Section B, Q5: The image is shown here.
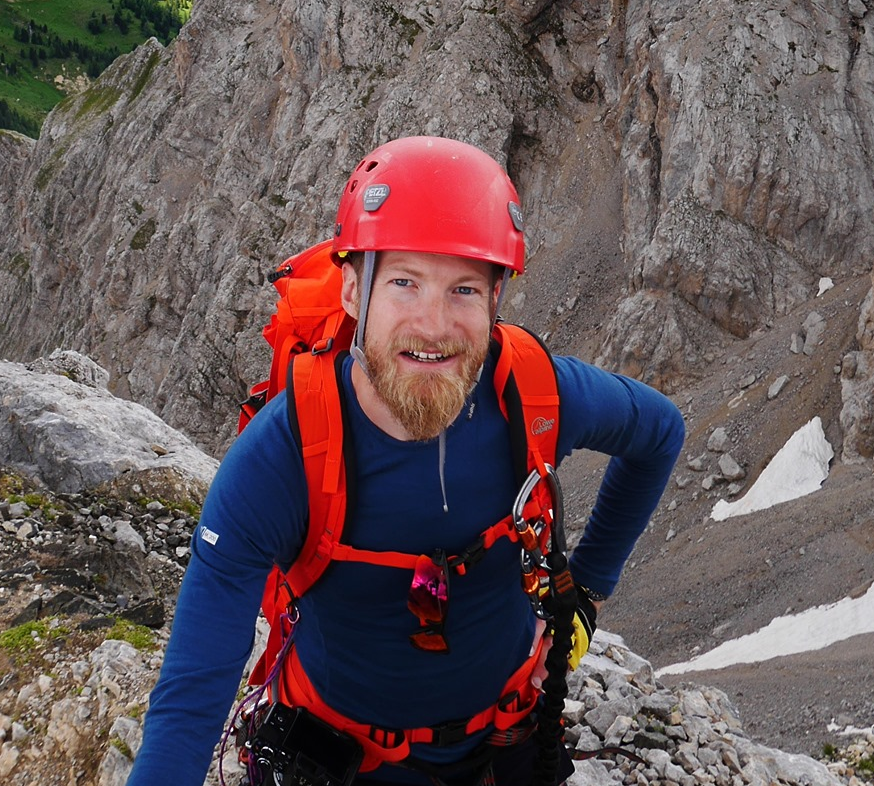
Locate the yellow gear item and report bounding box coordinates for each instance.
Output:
[537,586,594,670]
[568,609,591,670]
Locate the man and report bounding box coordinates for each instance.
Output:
[126,136,684,786]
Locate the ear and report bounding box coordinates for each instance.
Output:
[490,272,504,319]
[340,262,359,319]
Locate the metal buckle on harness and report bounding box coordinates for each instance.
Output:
[429,718,470,747]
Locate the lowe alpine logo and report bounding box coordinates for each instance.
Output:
[363,184,390,212]
[531,416,555,436]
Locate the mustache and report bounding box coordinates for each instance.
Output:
[386,336,473,358]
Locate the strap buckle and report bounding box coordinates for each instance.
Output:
[239,389,267,414]
[311,337,334,355]
[448,537,487,575]
[267,262,294,283]
[429,718,470,747]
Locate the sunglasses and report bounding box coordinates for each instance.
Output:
[407,549,450,653]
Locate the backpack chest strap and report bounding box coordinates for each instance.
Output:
[326,520,515,572]
[318,495,550,575]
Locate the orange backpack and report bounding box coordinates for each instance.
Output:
[239,241,562,686]
[238,240,356,432]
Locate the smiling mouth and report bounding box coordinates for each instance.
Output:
[402,350,453,363]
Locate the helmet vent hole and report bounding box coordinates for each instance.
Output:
[365,161,379,172]
[349,179,358,193]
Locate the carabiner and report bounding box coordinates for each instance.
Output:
[511,464,567,556]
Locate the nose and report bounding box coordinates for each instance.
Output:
[413,290,452,340]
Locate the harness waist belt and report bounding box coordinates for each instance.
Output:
[278,638,544,772]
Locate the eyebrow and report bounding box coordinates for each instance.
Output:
[381,262,489,285]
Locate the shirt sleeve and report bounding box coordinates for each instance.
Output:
[126,392,308,786]
[553,356,685,597]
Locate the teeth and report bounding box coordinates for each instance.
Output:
[408,350,446,362]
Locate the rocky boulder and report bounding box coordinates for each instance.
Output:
[0,354,218,504]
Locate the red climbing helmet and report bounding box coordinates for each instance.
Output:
[332,136,525,273]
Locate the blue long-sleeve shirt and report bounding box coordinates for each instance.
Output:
[126,352,684,786]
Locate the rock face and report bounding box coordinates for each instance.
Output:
[598,1,874,439]
[1,5,873,778]
[840,269,874,462]
[0,355,218,503]
[0,0,871,458]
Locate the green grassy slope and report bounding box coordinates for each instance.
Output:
[0,0,190,137]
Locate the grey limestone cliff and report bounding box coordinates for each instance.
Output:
[1,0,873,461]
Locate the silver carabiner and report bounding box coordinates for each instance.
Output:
[511,464,567,556]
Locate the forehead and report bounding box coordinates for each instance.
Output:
[378,250,495,282]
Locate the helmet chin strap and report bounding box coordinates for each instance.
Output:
[492,267,512,329]
[350,250,377,378]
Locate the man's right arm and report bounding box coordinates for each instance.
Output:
[126,393,308,786]
[126,542,268,785]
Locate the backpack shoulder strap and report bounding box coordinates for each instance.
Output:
[249,350,351,688]
[491,322,561,481]
[284,349,353,598]
[259,324,558,603]
[278,324,558,594]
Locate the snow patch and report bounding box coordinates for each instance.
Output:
[711,417,833,521]
[817,277,834,296]
[657,581,874,676]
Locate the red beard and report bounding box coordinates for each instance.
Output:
[365,334,490,441]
